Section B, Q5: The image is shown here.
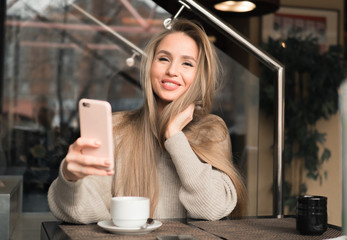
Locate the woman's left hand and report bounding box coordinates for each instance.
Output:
[165,103,195,139]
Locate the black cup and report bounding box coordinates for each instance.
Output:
[296,195,327,235]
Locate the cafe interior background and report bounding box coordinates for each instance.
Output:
[1,0,347,239]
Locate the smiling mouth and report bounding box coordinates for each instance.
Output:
[163,82,179,87]
[161,80,181,90]
[162,80,181,86]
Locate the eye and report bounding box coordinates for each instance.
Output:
[183,62,194,67]
[158,57,169,62]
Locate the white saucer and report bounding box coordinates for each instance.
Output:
[97,220,162,235]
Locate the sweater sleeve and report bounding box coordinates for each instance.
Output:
[164,131,237,220]
[47,160,113,224]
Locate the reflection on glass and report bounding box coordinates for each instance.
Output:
[2,0,262,214]
[3,0,169,211]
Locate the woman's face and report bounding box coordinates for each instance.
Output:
[150,32,198,106]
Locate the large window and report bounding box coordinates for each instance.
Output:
[2,0,261,214]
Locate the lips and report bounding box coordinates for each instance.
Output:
[161,79,181,90]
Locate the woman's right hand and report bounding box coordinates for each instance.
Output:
[63,137,114,182]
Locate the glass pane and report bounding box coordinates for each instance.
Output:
[3,0,170,212]
[2,0,264,214]
[213,50,261,216]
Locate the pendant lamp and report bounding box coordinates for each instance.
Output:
[200,0,280,17]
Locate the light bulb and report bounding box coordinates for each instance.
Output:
[126,57,135,67]
[163,18,172,30]
[214,1,256,12]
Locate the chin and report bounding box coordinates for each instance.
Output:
[160,96,179,102]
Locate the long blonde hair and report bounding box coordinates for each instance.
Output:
[112,19,247,217]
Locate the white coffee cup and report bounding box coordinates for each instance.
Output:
[110,196,150,228]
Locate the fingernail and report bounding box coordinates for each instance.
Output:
[107,170,114,175]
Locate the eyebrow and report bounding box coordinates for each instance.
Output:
[156,50,197,63]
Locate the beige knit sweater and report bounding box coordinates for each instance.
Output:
[48,131,237,224]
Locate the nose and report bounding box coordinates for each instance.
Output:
[166,62,178,77]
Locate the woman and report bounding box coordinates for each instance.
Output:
[48,18,247,224]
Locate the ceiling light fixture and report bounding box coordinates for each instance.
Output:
[197,0,280,17]
[126,51,140,67]
[163,0,190,29]
[214,1,256,13]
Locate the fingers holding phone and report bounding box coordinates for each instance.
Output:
[63,137,114,182]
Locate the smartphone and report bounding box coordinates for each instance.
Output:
[78,98,114,170]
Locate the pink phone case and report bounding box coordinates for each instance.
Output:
[79,98,114,170]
